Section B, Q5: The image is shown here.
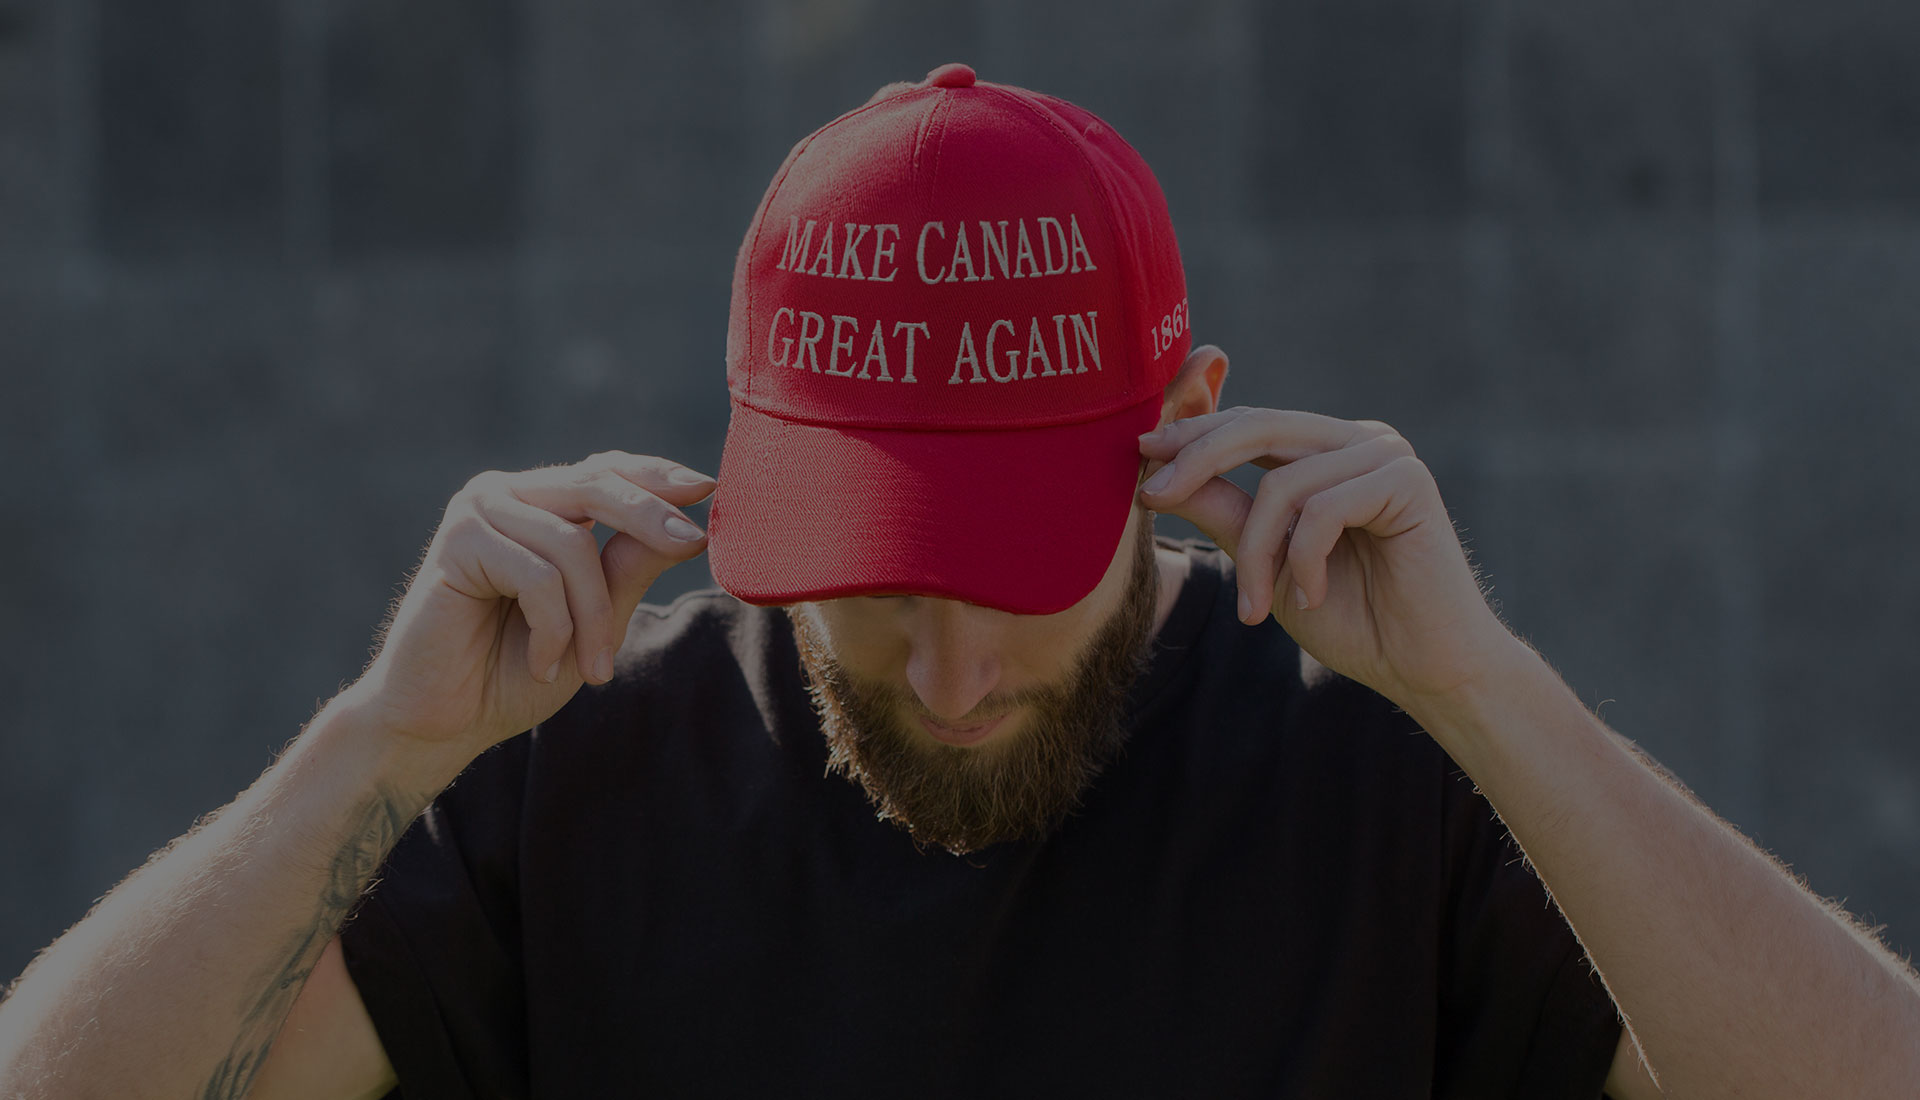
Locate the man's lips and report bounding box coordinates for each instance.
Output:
[917,711,1012,747]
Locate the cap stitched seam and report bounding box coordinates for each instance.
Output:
[994,88,1151,391]
[911,84,945,174]
[926,83,954,199]
[743,86,947,402]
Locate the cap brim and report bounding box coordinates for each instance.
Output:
[706,396,1160,615]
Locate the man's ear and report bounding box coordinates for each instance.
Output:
[1157,344,1229,429]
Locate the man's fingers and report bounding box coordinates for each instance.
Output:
[478,495,621,682]
[601,530,675,627]
[601,454,719,508]
[1137,408,1369,505]
[510,452,718,519]
[1136,407,1251,454]
[458,523,575,683]
[1142,475,1253,559]
[515,469,710,558]
[1138,407,1358,460]
[1285,457,1428,609]
[464,454,715,684]
[1234,434,1417,623]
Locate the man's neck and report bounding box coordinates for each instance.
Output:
[1151,544,1190,639]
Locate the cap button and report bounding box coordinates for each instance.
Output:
[926,62,976,89]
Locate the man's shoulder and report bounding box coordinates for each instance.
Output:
[1159,534,1357,694]
[1156,535,1428,760]
[533,587,796,761]
[596,586,799,727]
[619,586,778,667]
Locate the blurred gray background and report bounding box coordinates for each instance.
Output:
[3,0,1918,986]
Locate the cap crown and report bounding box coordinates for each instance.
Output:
[726,69,1191,432]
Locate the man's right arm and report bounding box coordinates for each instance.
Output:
[0,695,458,1100]
[0,451,717,1099]
[249,936,397,1100]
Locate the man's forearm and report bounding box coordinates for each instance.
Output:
[1404,640,1920,1097]
[0,693,467,1099]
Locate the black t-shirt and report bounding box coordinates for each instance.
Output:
[340,537,1622,1099]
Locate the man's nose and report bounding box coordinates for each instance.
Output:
[900,603,1006,722]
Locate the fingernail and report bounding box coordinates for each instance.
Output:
[542,659,561,684]
[1141,464,1174,494]
[1237,590,1253,623]
[664,515,704,540]
[1294,585,1309,610]
[595,647,615,682]
[667,468,713,486]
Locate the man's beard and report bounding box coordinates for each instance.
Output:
[786,517,1160,855]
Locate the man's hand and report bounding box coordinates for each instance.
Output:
[0,452,716,1100]
[1137,409,1517,710]
[346,450,716,753]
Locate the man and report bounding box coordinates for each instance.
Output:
[2,64,1916,1099]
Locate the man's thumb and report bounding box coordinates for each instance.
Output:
[1152,476,1253,559]
[601,531,692,626]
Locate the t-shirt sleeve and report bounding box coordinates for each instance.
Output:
[337,734,533,1100]
[1431,753,1624,1099]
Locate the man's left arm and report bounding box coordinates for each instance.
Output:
[1410,633,1920,1097]
[1138,387,1920,1097]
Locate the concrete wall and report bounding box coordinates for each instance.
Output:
[4,0,1918,986]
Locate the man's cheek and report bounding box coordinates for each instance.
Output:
[842,648,907,695]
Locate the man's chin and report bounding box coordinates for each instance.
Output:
[790,513,1159,853]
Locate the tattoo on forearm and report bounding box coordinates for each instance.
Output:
[199,789,415,1100]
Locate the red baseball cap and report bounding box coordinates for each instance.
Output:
[707,62,1191,615]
